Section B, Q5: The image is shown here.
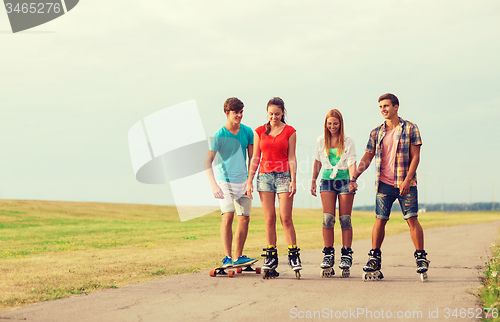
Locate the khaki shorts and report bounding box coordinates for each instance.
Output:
[217,181,251,216]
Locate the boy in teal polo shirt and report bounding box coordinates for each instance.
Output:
[204,97,257,268]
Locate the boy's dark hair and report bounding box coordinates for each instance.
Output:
[378,93,399,106]
[224,97,244,113]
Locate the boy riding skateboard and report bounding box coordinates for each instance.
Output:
[205,97,257,269]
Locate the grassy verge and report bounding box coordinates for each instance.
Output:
[478,240,500,321]
[1,199,500,311]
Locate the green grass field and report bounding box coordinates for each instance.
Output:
[1,199,500,311]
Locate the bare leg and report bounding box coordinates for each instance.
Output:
[259,192,277,246]
[233,215,250,259]
[277,192,296,245]
[320,191,337,247]
[221,212,234,258]
[338,193,354,248]
[372,218,388,249]
[407,217,424,250]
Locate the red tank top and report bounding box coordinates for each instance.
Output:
[256,124,296,173]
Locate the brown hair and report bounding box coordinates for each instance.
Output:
[223,97,244,113]
[265,97,286,136]
[378,93,399,107]
[324,109,345,157]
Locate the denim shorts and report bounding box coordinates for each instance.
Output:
[257,171,291,193]
[319,179,353,195]
[376,181,418,220]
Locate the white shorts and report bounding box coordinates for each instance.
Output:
[217,181,251,216]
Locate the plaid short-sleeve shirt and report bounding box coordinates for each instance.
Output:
[365,117,422,191]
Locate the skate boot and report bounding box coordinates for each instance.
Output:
[339,247,353,278]
[320,247,335,278]
[288,246,302,279]
[362,248,384,281]
[261,246,279,279]
[414,250,430,282]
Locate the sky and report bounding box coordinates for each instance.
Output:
[0,0,499,214]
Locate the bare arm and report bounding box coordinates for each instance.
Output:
[246,132,261,200]
[399,145,420,196]
[311,160,322,197]
[204,150,223,199]
[287,132,297,197]
[349,151,374,192]
[247,144,254,173]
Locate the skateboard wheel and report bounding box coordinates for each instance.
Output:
[209,270,217,277]
[228,270,236,278]
[236,267,242,274]
[255,267,261,274]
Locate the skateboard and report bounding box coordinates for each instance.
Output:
[209,259,260,278]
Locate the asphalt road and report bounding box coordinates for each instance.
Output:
[1,221,499,322]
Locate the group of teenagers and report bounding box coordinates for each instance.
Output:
[204,93,430,279]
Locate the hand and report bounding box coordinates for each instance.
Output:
[288,181,297,197]
[211,184,224,199]
[349,181,358,193]
[311,183,317,197]
[246,181,254,200]
[399,180,411,196]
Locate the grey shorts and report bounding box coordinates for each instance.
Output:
[217,181,251,216]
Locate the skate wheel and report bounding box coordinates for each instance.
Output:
[420,272,428,283]
[295,271,301,280]
[209,270,217,277]
[341,269,350,278]
[236,267,242,274]
[228,270,236,278]
[362,272,369,281]
[255,267,261,274]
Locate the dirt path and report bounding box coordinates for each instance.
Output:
[1,222,498,321]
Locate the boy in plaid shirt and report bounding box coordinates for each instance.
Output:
[350,93,429,281]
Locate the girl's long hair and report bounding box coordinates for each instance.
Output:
[324,109,345,157]
[265,97,286,136]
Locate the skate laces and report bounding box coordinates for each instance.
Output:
[341,247,353,256]
[414,250,428,259]
[288,246,301,265]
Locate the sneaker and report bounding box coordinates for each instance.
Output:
[222,256,233,268]
[233,255,258,267]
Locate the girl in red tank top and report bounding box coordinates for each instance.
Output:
[246,97,302,278]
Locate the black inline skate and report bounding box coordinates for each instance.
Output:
[362,248,384,281]
[339,247,353,278]
[320,247,334,278]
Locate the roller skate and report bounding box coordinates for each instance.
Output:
[288,246,302,280]
[362,248,384,281]
[261,246,279,279]
[339,247,353,278]
[320,247,334,278]
[415,250,430,283]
